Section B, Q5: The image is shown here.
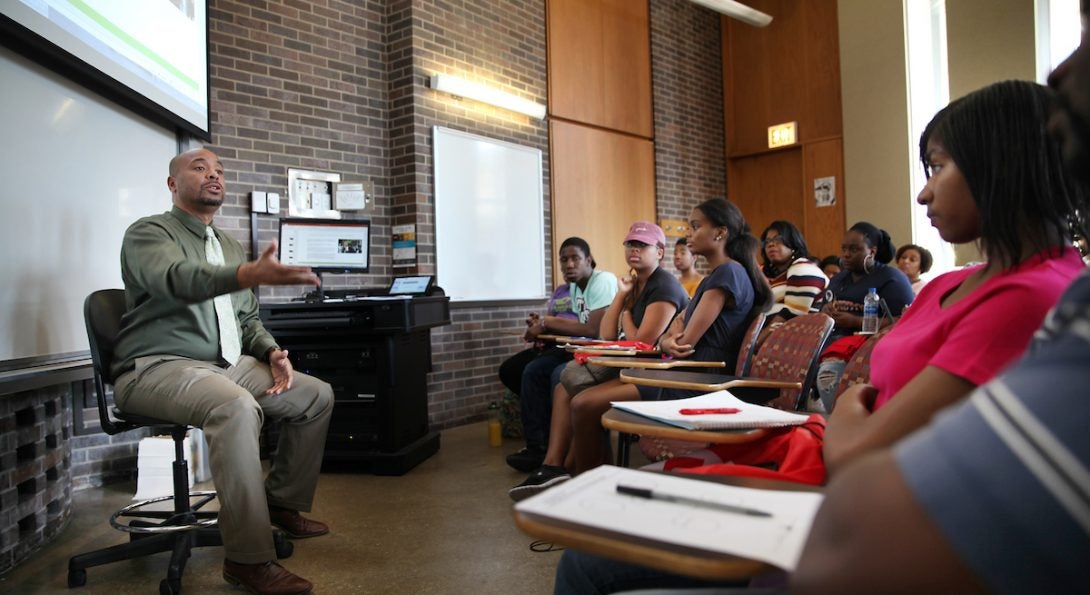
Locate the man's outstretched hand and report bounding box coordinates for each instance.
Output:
[265,348,294,396]
[237,242,321,288]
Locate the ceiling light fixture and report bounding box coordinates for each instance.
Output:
[690,0,773,27]
[429,74,547,120]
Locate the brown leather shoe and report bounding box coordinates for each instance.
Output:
[223,560,312,595]
[268,508,330,539]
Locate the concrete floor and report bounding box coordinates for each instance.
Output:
[0,422,563,594]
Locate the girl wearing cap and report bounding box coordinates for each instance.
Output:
[509,220,687,500]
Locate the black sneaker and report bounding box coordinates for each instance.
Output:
[505,446,546,472]
[509,465,570,502]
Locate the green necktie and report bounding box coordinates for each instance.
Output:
[205,227,242,366]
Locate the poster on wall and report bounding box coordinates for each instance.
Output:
[814,176,836,208]
[393,224,417,268]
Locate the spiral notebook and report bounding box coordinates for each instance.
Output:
[611,390,810,430]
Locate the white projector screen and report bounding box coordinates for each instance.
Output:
[1,0,210,139]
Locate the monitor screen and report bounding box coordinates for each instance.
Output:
[1,0,211,139]
[279,218,370,274]
[389,275,434,296]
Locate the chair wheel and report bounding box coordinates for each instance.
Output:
[274,533,294,559]
[159,578,181,594]
[68,568,87,587]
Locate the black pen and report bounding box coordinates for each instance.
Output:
[616,484,772,518]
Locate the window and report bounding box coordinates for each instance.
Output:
[904,0,953,276]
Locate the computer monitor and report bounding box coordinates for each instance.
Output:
[278,218,370,274]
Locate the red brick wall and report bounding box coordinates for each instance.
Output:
[394,0,551,426]
[207,0,392,299]
[651,0,727,275]
[206,0,550,428]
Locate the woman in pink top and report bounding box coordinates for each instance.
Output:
[825,80,1089,475]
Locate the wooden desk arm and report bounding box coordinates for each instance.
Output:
[513,511,769,581]
[587,356,727,370]
[619,369,800,392]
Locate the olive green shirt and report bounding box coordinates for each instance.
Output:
[111,207,278,378]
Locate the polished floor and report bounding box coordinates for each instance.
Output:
[1,422,572,594]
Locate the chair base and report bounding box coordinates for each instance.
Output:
[67,525,293,592]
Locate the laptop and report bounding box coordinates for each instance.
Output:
[388,275,435,296]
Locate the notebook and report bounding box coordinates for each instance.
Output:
[515,465,824,571]
[611,390,810,430]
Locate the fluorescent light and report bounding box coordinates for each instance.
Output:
[690,0,773,27]
[429,74,547,120]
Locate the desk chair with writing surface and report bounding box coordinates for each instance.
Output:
[67,290,291,594]
[608,314,833,464]
[585,312,767,374]
[590,312,767,466]
[831,326,890,405]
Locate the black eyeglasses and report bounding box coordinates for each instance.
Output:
[623,241,651,250]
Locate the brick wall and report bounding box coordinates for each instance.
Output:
[207,0,392,300]
[395,0,551,427]
[202,0,550,428]
[0,385,71,574]
[651,0,727,275]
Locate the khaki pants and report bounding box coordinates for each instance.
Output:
[114,355,334,564]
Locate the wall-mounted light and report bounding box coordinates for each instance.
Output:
[689,0,772,27]
[429,74,547,120]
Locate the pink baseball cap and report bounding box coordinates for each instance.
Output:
[623,221,666,247]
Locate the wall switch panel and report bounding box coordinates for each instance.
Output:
[267,192,280,215]
[250,191,267,213]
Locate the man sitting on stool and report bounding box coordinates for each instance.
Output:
[111,147,333,595]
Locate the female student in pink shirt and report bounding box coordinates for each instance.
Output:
[824,80,1089,474]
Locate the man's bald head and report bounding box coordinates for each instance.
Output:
[169,147,218,178]
[167,148,225,224]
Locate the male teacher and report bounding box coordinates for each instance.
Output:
[111,147,332,595]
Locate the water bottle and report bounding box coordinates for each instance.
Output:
[862,288,880,334]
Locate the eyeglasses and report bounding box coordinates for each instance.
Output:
[624,241,652,250]
[762,237,786,248]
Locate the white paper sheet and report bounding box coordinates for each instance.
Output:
[515,465,824,571]
[612,390,810,430]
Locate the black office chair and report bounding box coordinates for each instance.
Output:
[67,290,291,594]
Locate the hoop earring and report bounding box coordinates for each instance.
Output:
[863,253,875,274]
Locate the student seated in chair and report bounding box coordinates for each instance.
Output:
[501,237,617,472]
[823,79,1089,475]
[509,221,688,500]
[111,147,333,595]
[795,22,1090,593]
[673,237,704,297]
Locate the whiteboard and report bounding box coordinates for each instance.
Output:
[433,127,546,301]
[0,46,175,363]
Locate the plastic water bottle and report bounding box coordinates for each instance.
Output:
[862,288,880,334]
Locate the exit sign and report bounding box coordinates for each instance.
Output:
[768,122,797,148]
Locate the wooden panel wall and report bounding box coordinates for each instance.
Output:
[727,148,803,231]
[722,0,844,257]
[547,0,653,137]
[547,0,656,285]
[551,119,657,283]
